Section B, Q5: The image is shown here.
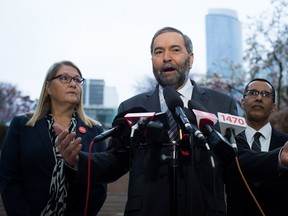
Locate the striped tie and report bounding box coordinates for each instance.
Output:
[166,109,179,142]
[252,132,262,152]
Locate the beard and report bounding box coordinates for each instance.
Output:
[153,57,190,89]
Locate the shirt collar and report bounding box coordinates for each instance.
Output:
[245,123,272,143]
[159,80,193,111]
[178,79,193,102]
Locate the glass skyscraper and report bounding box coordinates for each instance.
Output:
[206,8,243,77]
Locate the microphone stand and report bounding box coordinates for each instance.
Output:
[144,120,180,216]
[170,140,178,216]
[161,140,179,216]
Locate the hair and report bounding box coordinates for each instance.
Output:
[243,78,276,103]
[150,27,193,54]
[26,60,98,128]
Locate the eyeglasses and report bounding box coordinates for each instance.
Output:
[50,74,85,85]
[245,89,273,98]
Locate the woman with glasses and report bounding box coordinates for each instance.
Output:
[0,60,107,216]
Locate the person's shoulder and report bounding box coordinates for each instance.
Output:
[11,113,32,121]
[92,122,104,133]
[272,126,288,139]
[8,113,32,127]
[123,91,153,102]
[119,90,155,109]
[192,80,233,99]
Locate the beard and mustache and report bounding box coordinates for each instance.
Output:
[153,57,191,90]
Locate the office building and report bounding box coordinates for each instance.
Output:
[82,79,118,128]
[206,8,243,77]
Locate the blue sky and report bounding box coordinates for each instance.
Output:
[0,0,271,104]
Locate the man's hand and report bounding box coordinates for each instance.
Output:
[280,141,288,167]
[53,124,82,168]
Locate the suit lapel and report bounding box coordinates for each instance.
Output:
[236,131,250,149]
[190,80,209,107]
[34,118,55,165]
[143,87,162,112]
[269,128,287,150]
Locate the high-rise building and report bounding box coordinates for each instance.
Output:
[82,79,118,128]
[206,8,243,77]
[83,79,104,106]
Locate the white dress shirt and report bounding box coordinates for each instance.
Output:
[245,123,272,152]
[159,80,193,112]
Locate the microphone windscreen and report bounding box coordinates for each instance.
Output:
[112,118,131,138]
[188,100,208,112]
[163,86,183,112]
[199,119,214,131]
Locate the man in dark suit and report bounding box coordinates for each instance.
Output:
[115,26,241,216]
[56,29,288,216]
[99,26,238,216]
[225,78,288,216]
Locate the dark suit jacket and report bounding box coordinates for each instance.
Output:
[0,114,107,216]
[80,80,238,216]
[225,128,288,216]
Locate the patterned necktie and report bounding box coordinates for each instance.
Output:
[252,132,262,151]
[166,109,179,142]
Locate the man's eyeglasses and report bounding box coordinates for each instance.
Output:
[50,74,85,85]
[245,89,273,98]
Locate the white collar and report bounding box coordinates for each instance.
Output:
[159,79,193,111]
[245,123,272,143]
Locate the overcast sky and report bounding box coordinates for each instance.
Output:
[0,0,271,104]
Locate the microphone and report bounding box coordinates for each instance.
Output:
[188,100,217,135]
[163,86,193,134]
[183,107,215,167]
[188,100,236,157]
[145,111,170,144]
[217,112,247,155]
[183,107,210,149]
[124,112,156,137]
[217,112,247,135]
[92,118,130,143]
[145,121,164,144]
[92,107,147,143]
[124,112,157,127]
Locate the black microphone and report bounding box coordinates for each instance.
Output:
[92,107,147,143]
[224,128,238,156]
[92,118,130,143]
[163,86,193,134]
[145,121,164,144]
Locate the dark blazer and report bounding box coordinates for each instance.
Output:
[79,80,238,216]
[0,114,107,216]
[225,128,288,216]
